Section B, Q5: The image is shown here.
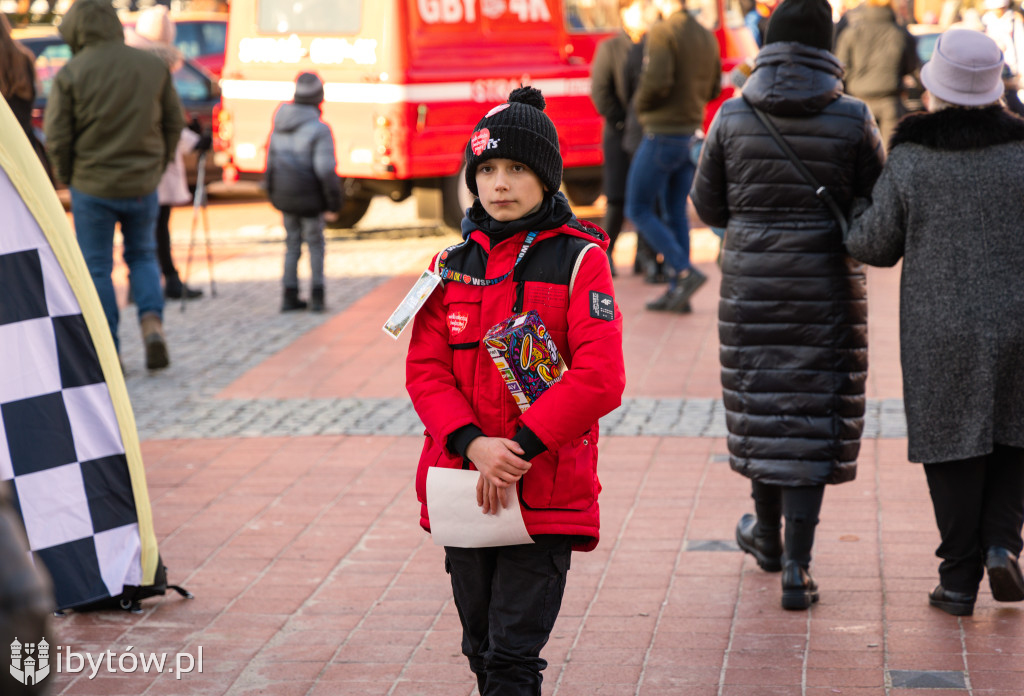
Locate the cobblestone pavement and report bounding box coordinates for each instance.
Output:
[119,213,908,442]
[47,204,1024,696]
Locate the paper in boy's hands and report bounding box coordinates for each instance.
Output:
[483,310,567,413]
[383,270,441,339]
[426,468,533,548]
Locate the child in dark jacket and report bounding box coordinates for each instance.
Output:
[265,72,342,312]
[405,86,626,695]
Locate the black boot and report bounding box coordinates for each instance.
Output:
[281,287,307,312]
[736,513,783,572]
[310,286,325,313]
[781,561,819,610]
[645,287,691,313]
[985,547,1024,602]
[929,585,975,616]
[165,273,203,300]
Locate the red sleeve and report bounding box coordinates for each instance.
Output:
[405,262,480,450]
[520,245,625,448]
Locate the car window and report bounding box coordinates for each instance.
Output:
[173,64,211,102]
[916,33,939,63]
[258,0,361,34]
[175,21,227,59]
[33,42,72,99]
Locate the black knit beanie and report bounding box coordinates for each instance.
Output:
[464,86,562,196]
[294,72,324,105]
[763,0,833,52]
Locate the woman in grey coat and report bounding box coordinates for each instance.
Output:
[691,0,884,610]
[846,28,1024,617]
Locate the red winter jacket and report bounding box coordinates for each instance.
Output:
[406,219,625,551]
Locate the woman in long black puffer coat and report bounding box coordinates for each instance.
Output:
[690,0,884,610]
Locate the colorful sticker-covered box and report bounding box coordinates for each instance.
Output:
[483,310,567,413]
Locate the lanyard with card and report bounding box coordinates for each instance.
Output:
[382,231,539,340]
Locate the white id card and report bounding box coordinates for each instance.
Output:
[382,270,442,340]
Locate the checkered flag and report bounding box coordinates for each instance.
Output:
[1,102,163,611]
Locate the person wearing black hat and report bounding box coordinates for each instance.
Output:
[406,87,625,694]
[691,0,885,610]
[265,71,343,312]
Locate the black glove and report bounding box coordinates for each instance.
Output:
[187,117,203,135]
[194,133,213,153]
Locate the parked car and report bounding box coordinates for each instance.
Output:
[121,11,227,77]
[13,25,221,189]
[902,24,943,112]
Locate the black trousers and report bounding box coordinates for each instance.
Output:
[155,204,179,283]
[924,444,1024,594]
[444,535,572,696]
[751,480,825,567]
[601,126,632,255]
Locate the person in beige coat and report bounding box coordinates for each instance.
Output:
[126,6,205,301]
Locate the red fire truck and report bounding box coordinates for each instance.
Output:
[215,0,755,228]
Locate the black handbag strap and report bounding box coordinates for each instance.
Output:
[743,97,849,236]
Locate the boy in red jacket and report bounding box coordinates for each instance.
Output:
[405,86,625,695]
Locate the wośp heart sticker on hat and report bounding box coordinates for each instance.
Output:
[471,129,490,156]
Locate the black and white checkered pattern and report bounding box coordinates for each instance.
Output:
[1,168,144,610]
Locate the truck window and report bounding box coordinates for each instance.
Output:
[564,0,620,32]
[258,0,362,34]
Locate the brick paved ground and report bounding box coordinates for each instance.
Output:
[43,207,1023,696]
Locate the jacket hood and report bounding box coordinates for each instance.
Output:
[848,4,897,26]
[461,192,609,251]
[59,0,124,53]
[742,42,844,117]
[273,102,322,133]
[890,105,1024,151]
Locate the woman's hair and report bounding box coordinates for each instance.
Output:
[0,14,35,102]
[927,92,1002,112]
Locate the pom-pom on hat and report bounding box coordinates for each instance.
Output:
[464,86,562,196]
[763,0,833,52]
[294,72,324,105]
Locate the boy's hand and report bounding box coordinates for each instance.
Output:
[477,475,507,515]
[324,211,339,223]
[465,437,532,514]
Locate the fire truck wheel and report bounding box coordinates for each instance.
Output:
[441,166,475,230]
[563,178,604,207]
[326,195,373,229]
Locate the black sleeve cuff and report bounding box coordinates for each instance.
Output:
[447,424,485,459]
[512,426,547,462]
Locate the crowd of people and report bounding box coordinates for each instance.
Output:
[2,1,341,372]
[588,0,1024,618]
[402,0,1024,688]
[3,0,1024,691]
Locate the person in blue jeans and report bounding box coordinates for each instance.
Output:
[627,0,721,313]
[44,0,183,369]
[69,191,165,356]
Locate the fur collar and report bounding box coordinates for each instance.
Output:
[890,105,1024,151]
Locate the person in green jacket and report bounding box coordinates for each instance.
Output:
[44,0,183,370]
[625,0,721,314]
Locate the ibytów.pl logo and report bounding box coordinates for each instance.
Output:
[10,637,50,686]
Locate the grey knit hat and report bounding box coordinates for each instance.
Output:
[921,29,1005,107]
[294,72,324,105]
[464,86,562,196]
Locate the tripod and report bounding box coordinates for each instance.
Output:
[180,150,217,312]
